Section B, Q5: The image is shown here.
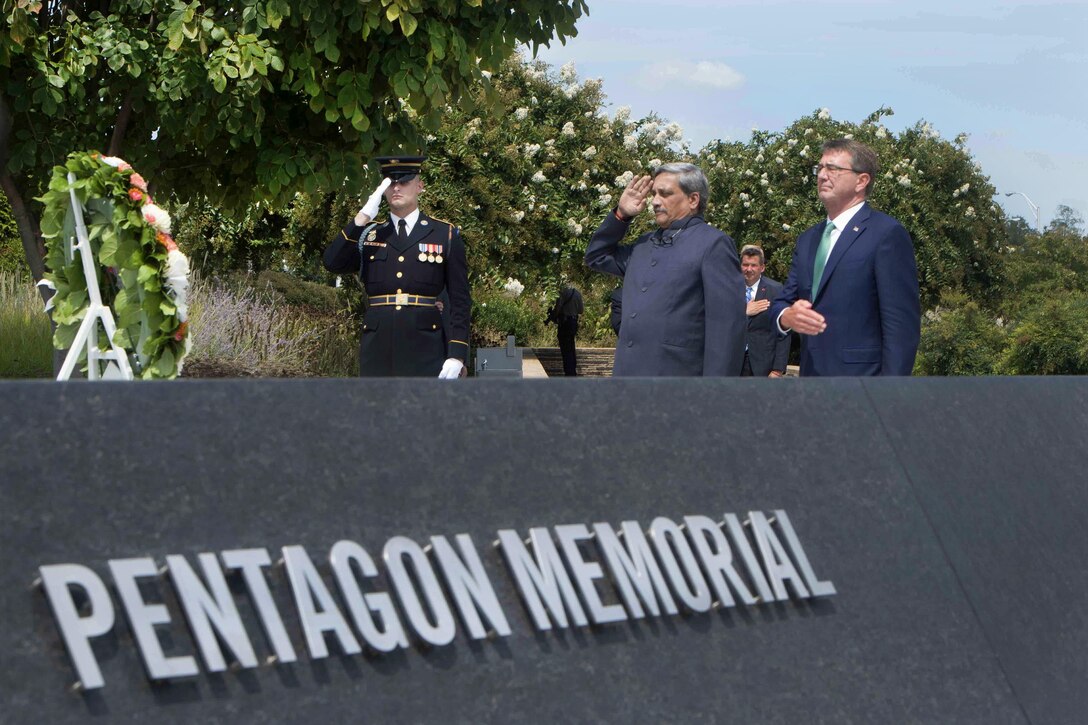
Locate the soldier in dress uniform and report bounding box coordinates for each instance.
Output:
[323,156,471,378]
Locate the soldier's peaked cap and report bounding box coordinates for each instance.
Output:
[372,155,426,182]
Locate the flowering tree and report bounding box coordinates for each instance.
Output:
[0,0,588,283]
[419,56,678,344]
[701,107,1007,309]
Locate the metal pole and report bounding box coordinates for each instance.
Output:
[1005,191,1040,232]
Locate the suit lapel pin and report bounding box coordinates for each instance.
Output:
[367,230,377,241]
[420,220,429,226]
[853,226,860,232]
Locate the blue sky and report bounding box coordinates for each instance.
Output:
[537,0,1087,228]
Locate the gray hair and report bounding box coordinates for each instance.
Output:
[652,162,710,215]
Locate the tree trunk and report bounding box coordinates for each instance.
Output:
[0,92,47,285]
[0,172,45,285]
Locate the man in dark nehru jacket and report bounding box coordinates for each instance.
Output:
[585,162,746,376]
[324,156,470,377]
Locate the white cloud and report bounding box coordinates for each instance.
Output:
[641,60,745,91]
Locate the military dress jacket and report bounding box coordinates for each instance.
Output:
[324,213,470,377]
[585,212,746,377]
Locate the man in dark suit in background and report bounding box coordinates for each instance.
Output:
[740,245,790,377]
[546,285,584,376]
[772,139,920,376]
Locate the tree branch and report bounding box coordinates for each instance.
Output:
[108,89,135,157]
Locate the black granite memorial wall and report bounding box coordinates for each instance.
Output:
[1,378,1084,724]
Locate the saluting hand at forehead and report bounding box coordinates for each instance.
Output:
[617,174,653,219]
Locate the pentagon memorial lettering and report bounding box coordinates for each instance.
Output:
[38,509,833,690]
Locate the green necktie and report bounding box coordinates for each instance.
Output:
[812,220,835,299]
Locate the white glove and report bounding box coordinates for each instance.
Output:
[355,177,392,224]
[438,358,464,379]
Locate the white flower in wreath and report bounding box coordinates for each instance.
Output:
[531,171,547,183]
[164,249,191,319]
[142,203,172,235]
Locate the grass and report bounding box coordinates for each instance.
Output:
[0,272,53,378]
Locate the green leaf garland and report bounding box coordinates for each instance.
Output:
[39,151,191,379]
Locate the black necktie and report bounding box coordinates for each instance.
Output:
[398,219,408,244]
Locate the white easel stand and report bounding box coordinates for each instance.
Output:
[56,172,135,381]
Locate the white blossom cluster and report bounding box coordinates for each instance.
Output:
[503,277,525,297]
[522,143,541,157]
[566,218,584,235]
[623,134,638,151]
[817,108,831,120]
[514,107,529,121]
[615,170,634,187]
[561,121,575,137]
[531,171,547,183]
[582,145,597,159]
[560,60,577,82]
[952,183,970,198]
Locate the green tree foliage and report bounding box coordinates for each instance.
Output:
[420,57,677,344]
[915,216,1088,375]
[0,193,22,276]
[1001,291,1088,375]
[915,291,1007,375]
[701,108,1006,309]
[0,0,588,279]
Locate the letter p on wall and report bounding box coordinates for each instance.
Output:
[39,564,116,690]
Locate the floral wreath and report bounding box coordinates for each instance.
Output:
[39,151,191,378]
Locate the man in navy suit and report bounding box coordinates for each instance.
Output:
[771,139,920,376]
[585,163,745,376]
[740,245,790,377]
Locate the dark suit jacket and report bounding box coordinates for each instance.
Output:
[586,213,745,376]
[771,203,920,376]
[324,213,470,376]
[745,276,790,376]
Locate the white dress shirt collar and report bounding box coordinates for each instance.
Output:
[390,208,421,236]
[829,201,865,233]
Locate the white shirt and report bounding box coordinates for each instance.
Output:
[746,277,761,302]
[390,208,421,237]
